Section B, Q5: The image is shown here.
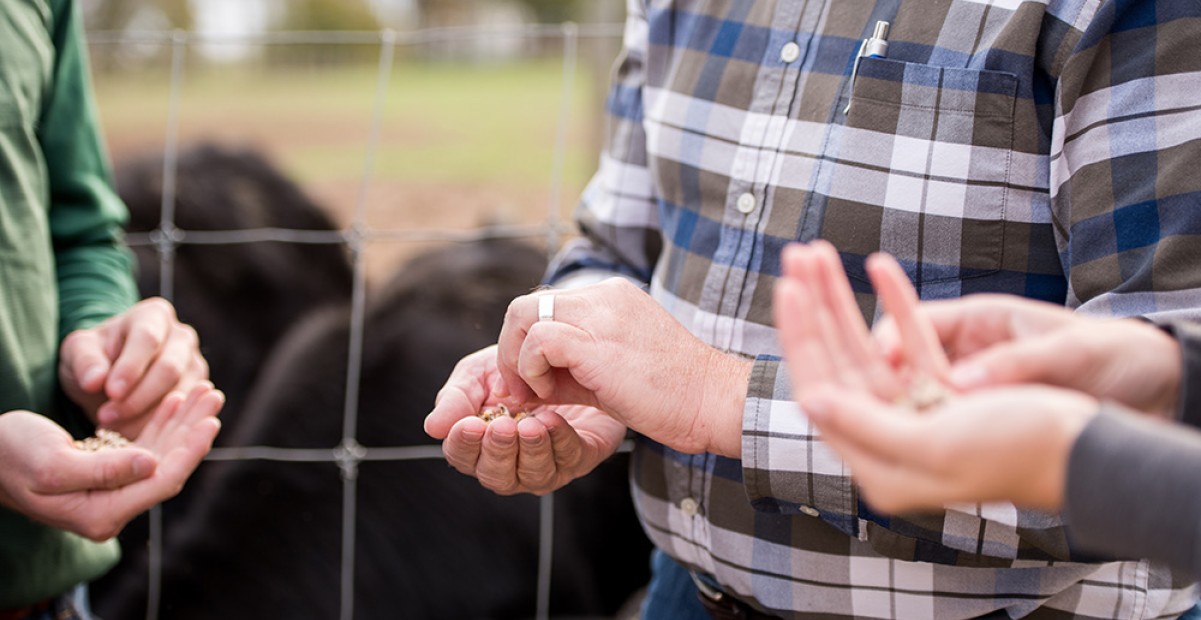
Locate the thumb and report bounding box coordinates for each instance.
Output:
[38,448,158,494]
[61,330,112,393]
[949,334,1066,391]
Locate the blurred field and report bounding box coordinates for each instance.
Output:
[91,51,611,281]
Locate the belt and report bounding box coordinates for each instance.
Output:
[0,598,52,620]
[689,570,782,620]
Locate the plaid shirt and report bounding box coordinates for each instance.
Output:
[548,0,1201,618]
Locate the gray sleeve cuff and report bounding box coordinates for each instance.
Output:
[1152,320,1201,429]
[1064,403,1201,577]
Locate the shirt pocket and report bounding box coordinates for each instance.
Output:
[821,57,1018,287]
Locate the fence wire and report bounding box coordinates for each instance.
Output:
[88,22,625,620]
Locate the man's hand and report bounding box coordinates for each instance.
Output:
[59,297,209,436]
[0,383,222,541]
[874,295,1182,417]
[494,278,750,457]
[425,346,627,495]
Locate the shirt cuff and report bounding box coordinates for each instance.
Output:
[1155,320,1201,429]
[741,356,859,537]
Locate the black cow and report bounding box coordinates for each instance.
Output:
[115,143,354,435]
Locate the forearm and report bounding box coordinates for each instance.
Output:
[1064,404,1201,577]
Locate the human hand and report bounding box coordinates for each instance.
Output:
[799,385,1096,512]
[59,297,209,436]
[494,278,750,456]
[874,295,1181,416]
[774,241,950,406]
[0,383,223,541]
[424,346,627,495]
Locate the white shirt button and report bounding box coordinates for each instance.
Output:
[680,497,699,517]
[799,505,820,518]
[780,41,801,63]
[736,192,756,214]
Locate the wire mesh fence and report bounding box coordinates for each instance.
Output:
[87,22,628,620]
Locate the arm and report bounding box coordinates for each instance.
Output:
[1050,0,1201,322]
[1065,405,1201,578]
[42,0,138,340]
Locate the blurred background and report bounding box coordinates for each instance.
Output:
[86,0,624,281]
[80,2,655,620]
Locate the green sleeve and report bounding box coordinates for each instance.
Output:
[40,0,138,341]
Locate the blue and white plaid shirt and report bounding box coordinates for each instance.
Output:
[548,0,1201,617]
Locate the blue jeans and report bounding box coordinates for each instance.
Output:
[640,549,712,620]
[1179,603,1201,620]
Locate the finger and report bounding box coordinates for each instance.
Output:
[866,253,950,381]
[496,293,547,404]
[949,333,1074,391]
[540,410,586,474]
[796,245,868,389]
[476,416,521,494]
[100,324,201,425]
[517,321,599,404]
[35,446,157,494]
[443,417,487,476]
[812,242,904,396]
[59,330,111,394]
[427,348,497,439]
[515,417,558,494]
[773,278,838,389]
[105,300,176,401]
[129,390,187,447]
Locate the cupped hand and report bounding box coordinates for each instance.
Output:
[799,384,1096,513]
[0,383,222,541]
[492,278,750,456]
[873,294,1181,416]
[59,297,209,436]
[425,346,627,495]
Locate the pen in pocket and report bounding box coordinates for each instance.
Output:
[844,20,891,114]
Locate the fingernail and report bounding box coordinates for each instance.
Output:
[461,427,484,442]
[109,379,128,398]
[131,454,154,478]
[491,431,516,447]
[98,405,119,425]
[81,367,105,388]
[950,364,987,389]
[520,432,545,447]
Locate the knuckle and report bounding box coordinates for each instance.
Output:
[144,297,178,318]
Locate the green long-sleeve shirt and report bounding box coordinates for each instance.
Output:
[0,0,138,607]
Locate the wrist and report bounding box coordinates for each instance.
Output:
[692,350,751,458]
[1028,392,1097,510]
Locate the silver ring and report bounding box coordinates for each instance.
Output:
[538,294,555,322]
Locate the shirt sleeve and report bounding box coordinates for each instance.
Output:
[1053,0,1201,321]
[1064,403,1201,578]
[545,0,662,290]
[41,0,138,342]
[1160,320,1201,429]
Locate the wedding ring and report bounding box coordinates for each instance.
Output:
[538,294,555,322]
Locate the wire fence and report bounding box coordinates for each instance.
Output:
[88,22,625,620]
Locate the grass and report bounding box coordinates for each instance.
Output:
[92,57,603,191]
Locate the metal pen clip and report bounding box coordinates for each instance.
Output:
[844,20,890,114]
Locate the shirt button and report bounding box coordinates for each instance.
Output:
[736,192,756,214]
[680,497,699,517]
[780,41,801,63]
[800,505,820,518]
